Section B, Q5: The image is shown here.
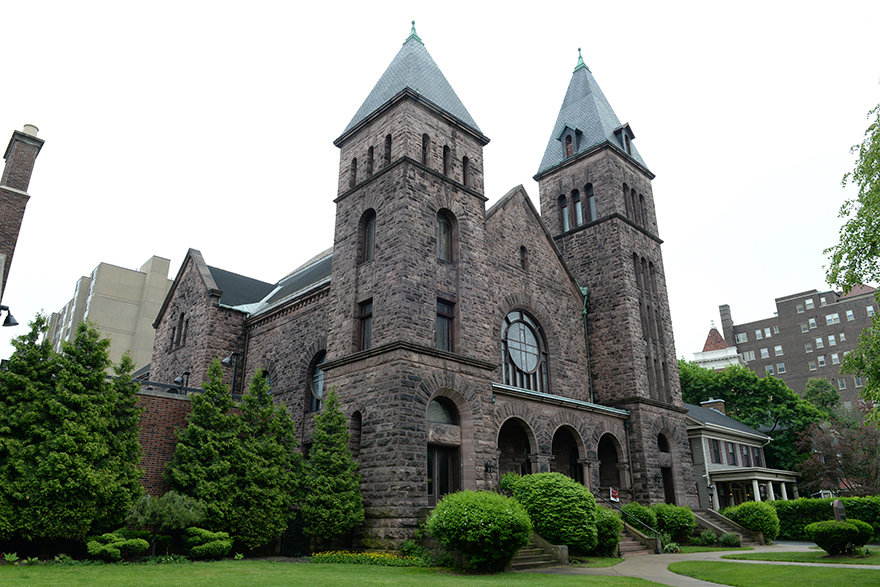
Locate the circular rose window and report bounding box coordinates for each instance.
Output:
[507,321,540,373]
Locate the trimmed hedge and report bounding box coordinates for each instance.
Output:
[508,473,598,552]
[184,527,233,560]
[720,501,780,541]
[86,532,150,561]
[591,507,623,557]
[620,502,657,533]
[849,519,874,548]
[651,503,696,543]
[805,521,859,555]
[427,490,532,572]
[770,497,880,541]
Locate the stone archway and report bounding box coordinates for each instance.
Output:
[597,433,622,489]
[551,425,584,483]
[498,418,536,476]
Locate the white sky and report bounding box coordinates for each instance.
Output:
[2,1,879,367]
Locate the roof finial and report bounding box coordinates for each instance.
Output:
[405,20,424,45]
[573,47,590,73]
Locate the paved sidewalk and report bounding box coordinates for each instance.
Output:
[523,542,880,587]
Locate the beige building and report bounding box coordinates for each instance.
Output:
[47,256,172,371]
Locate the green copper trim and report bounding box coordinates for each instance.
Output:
[405,20,424,45]
[573,47,590,73]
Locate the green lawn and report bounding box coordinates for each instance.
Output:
[669,561,880,587]
[721,549,880,565]
[0,561,666,587]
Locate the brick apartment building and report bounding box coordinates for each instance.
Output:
[719,285,877,406]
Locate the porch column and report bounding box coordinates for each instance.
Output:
[752,479,762,501]
[780,482,789,500]
[766,481,775,501]
[579,459,596,490]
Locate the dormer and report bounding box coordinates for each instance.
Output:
[556,124,582,159]
[613,123,636,157]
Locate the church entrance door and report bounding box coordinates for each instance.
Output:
[428,445,459,506]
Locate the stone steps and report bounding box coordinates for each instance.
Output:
[619,533,653,556]
[693,509,762,546]
[510,539,559,570]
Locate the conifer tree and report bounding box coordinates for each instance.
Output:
[302,387,363,544]
[166,359,239,531]
[228,370,303,548]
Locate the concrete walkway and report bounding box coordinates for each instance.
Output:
[524,542,880,587]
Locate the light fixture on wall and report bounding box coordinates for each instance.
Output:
[221,352,240,394]
[173,370,190,388]
[0,305,18,327]
[707,484,715,497]
[484,460,495,474]
[654,472,662,485]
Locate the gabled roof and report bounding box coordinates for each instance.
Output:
[339,22,481,137]
[702,327,728,352]
[684,402,769,441]
[207,265,274,308]
[251,248,333,314]
[536,50,648,175]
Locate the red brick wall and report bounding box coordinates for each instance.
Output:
[137,390,192,495]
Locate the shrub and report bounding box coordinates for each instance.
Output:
[591,507,623,556]
[651,503,696,542]
[848,519,874,548]
[183,527,233,560]
[770,497,880,541]
[507,473,597,552]
[662,540,681,553]
[721,501,780,541]
[499,471,520,494]
[85,532,150,562]
[427,490,531,572]
[620,502,657,533]
[805,520,859,556]
[691,529,718,546]
[719,533,741,547]
[311,550,426,567]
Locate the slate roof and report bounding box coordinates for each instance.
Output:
[207,266,275,308]
[340,23,481,136]
[537,53,648,175]
[260,248,333,308]
[683,402,769,439]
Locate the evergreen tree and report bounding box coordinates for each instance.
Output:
[0,318,144,541]
[166,359,238,531]
[302,388,363,544]
[228,370,303,549]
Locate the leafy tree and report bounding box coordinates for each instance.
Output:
[797,421,880,497]
[824,102,880,419]
[127,491,204,555]
[804,378,841,420]
[228,370,303,549]
[679,360,822,471]
[0,317,144,542]
[302,387,363,544]
[166,359,239,531]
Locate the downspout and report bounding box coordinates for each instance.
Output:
[579,283,594,404]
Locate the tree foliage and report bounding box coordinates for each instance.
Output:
[302,387,363,543]
[127,490,204,555]
[679,360,822,471]
[804,378,841,420]
[797,421,880,497]
[0,317,144,541]
[824,102,880,419]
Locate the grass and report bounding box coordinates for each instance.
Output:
[679,546,754,554]
[0,560,668,587]
[721,549,880,564]
[668,561,880,587]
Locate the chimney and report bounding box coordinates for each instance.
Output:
[2,124,44,192]
[719,304,734,348]
[700,398,725,414]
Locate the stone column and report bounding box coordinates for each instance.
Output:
[533,453,553,474]
[618,462,631,489]
[780,482,788,500]
[751,479,761,502]
[580,459,597,490]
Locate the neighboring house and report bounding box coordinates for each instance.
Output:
[719,287,876,406]
[46,256,173,371]
[686,399,798,510]
[144,25,696,547]
[0,125,43,309]
[692,323,745,371]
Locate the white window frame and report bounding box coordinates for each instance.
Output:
[816,337,824,349]
[809,360,817,371]
[760,348,769,359]
[809,318,817,329]
[838,379,847,390]
[840,333,846,342]
[797,303,804,313]
[800,323,809,333]
[846,310,854,321]
[818,355,827,367]
[774,345,783,356]
[755,329,763,340]
[773,325,779,334]
[805,299,815,310]
[805,343,813,353]
[742,350,755,362]
[777,363,786,373]
[765,365,774,375]
[735,332,748,344]
[828,335,837,346]
[831,353,840,365]
[764,327,772,338]
[869,305,876,318]
[855,377,863,388]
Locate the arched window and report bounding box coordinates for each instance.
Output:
[631,189,640,226]
[639,194,647,227]
[658,434,670,453]
[384,134,392,167]
[361,210,376,263]
[519,246,528,271]
[559,195,569,232]
[462,156,469,186]
[565,134,573,157]
[623,183,632,220]
[366,146,374,177]
[572,189,583,227]
[421,134,430,166]
[349,157,357,189]
[443,145,450,176]
[502,310,549,392]
[586,184,597,222]
[310,351,326,412]
[437,210,454,262]
[427,397,459,424]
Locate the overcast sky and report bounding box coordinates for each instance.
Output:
[2,1,878,371]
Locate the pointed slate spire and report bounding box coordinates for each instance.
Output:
[339,22,481,137]
[536,50,647,175]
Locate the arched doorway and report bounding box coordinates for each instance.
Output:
[551,426,583,483]
[427,397,460,506]
[597,433,621,489]
[498,419,533,476]
[658,433,676,504]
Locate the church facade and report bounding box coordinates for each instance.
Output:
[148,25,696,547]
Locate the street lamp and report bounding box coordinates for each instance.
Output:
[221,352,240,394]
[1,305,18,327]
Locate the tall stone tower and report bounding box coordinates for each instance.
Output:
[0,124,43,303]
[534,51,696,506]
[322,23,498,546]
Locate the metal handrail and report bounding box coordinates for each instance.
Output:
[595,491,662,554]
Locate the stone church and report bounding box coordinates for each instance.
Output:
[147,24,696,547]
